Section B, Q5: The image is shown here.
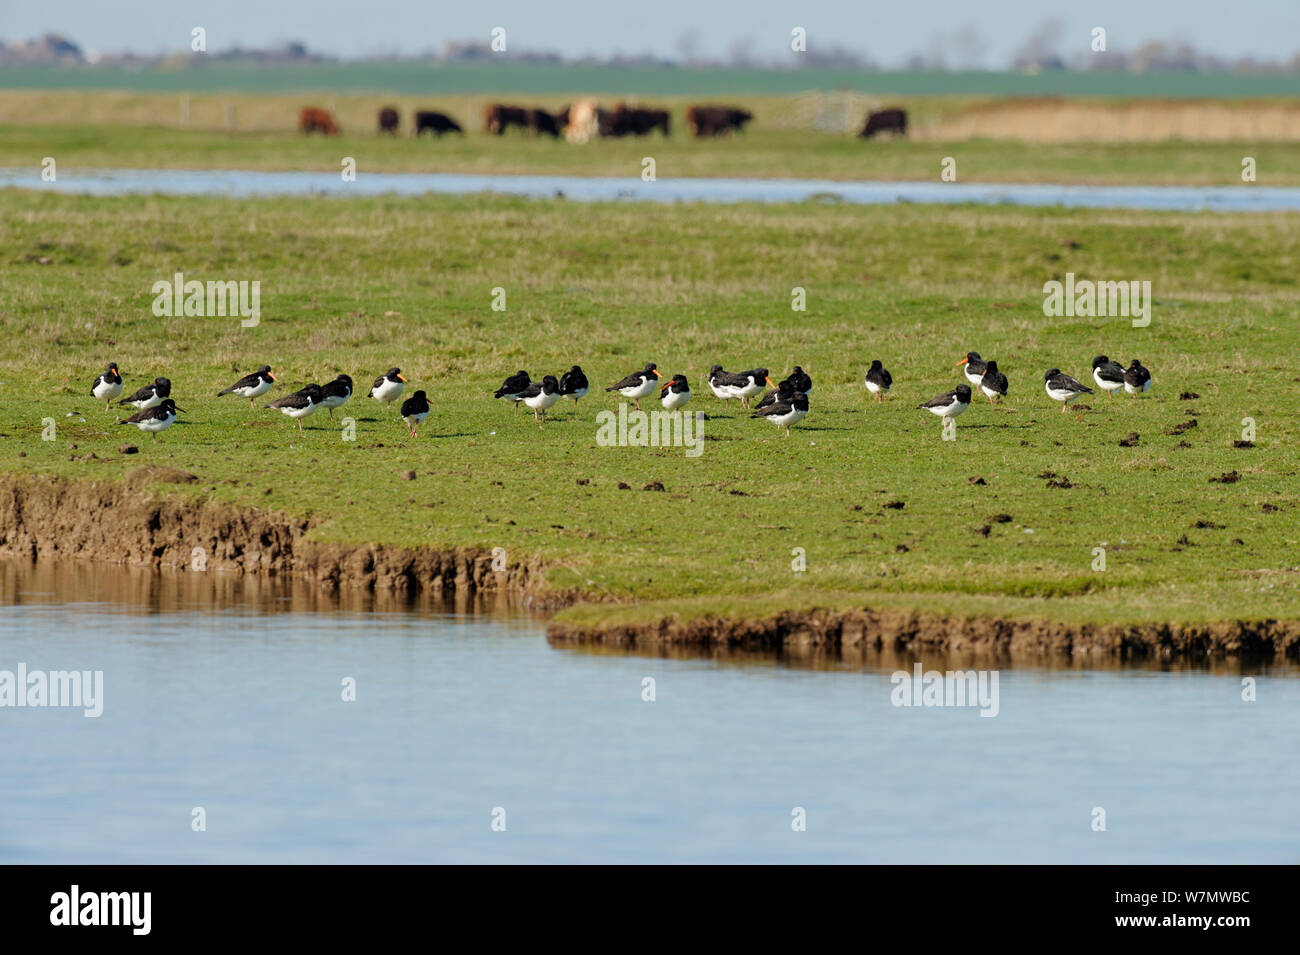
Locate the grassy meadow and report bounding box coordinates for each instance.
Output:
[4,90,1300,184]
[1,190,1297,629]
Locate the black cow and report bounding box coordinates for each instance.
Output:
[686,105,752,137]
[378,106,400,134]
[859,107,908,139]
[413,110,463,136]
[528,108,561,138]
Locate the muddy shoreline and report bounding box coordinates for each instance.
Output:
[3,473,1296,660]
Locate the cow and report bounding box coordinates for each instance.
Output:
[484,103,530,135]
[299,107,340,135]
[528,108,561,138]
[413,110,463,136]
[378,107,400,134]
[686,105,752,137]
[859,107,908,139]
[604,104,671,137]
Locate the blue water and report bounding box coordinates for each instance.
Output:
[1,567,1296,863]
[4,166,1299,212]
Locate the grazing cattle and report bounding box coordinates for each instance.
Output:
[686,105,753,137]
[299,107,340,135]
[378,106,400,134]
[413,110,463,136]
[528,108,561,138]
[604,104,670,137]
[859,107,908,139]
[484,103,530,135]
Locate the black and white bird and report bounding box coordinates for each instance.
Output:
[660,374,691,410]
[864,359,892,402]
[400,390,430,437]
[1044,369,1093,412]
[1124,359,1152,397]
[521,374,562,424]
[980,360,1008,403]
[751,391,809,437]
[119,398,183,441]
[494,370,531,413]
[919,384,972,419]
[119,376,171,410]
[1091,355,1126,396]
[266,383,325,431]
[755,378,794,412]
[319,374,353,417]
[558,365,589,409]
[90,362,123,412]
[707,365,748,406]
[606,363,661,410]
[368,367,406,404]
[788,366,813,396]
[217,365,276,408]
[957,352,988,386]
[729,368,772,409]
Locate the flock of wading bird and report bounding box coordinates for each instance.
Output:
[88,352,1154,443]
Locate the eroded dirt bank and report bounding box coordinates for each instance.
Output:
[3,473,1296,659]
[547,607,1300,661]
[0,471,551,604]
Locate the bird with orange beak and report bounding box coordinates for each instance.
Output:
[368,367,407,404]
[956,352,987,386]
[217,364,276,408]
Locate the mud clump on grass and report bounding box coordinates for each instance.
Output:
[1119,432,1140,447]
[1168,420,1198,435]
[1210,470,1241,484]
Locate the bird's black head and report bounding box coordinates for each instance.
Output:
[792,365,804,374]
[107,362,118,373]
[541,375,560,392]
[569,365,583,373]
[955,385,973,400]
[869,359,882,369]
[967,352,982,363]
[664,373,688,390]
[336,373,353,385]
[257,364,271,374]
[751,367,769,379]
[791,392,809,410]
[1044,368,1061,381]
[709,363,723,375]
[777,379,794,396]
[410,390,427,401]
[984,360,999,373]
[302,383,326,399]
[155,377,170,387]
[1091,355,1110,369]
[387,367,403,379]
[643,363,657,373]
[1129,359,1142,368]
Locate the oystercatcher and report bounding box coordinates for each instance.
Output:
[606,363,660,410]
[90,362,122,412]
[707,365,748,406]
[1091,355,1126,396]
[320,374,353,417]
[1124,360,1152,397]
[558,365,589,409]
[755,378,794,411]
[368,367,406,404]
[521,374,561,425]
[660,374,691,410]
[266,383,325,431]
[119,376,171,410]
[1044,369,1093,413]
[751,391,809,437]
[980,360,1008,403]
[957,352,987,386]
[919,384,971,419]
[400,390,430,437]
[730,368,773,409]
[217,365,276,408]
[789,366,813,396]
[494,370,531,413]
[119,398,183,441]
[864,360,892,402]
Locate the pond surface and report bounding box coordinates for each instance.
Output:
[1,560,1295,863]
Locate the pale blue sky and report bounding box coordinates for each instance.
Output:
[3,0,1296,65]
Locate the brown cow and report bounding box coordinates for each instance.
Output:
[413,110,463,136]
[484,103,530,135]
[859,107,908,138]
[299,107,340,135]
[378,106,400,134]
[686,105,752,137]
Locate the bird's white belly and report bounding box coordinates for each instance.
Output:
[621,379,658,400]
[662,390,691,410]
[373,380,403,401]
[93,380,122,400]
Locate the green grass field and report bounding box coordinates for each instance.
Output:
[6,122,1298,185]
[1,189,1297,630]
